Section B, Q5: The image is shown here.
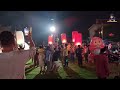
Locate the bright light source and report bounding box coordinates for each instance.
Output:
[62,39,67,43]
[48,42,53,45]
[75,42,81,46]
[51,19,54,21]
[50,26,56,32]
[72,39,75,42]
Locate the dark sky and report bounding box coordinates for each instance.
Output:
[0,11,120,45]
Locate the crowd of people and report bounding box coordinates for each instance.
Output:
[0,30,118,79]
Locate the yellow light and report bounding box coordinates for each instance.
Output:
[49,42,53,44]
[75,42,81,46]
[62,39,66,43]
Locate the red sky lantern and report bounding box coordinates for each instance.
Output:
[75,33,82,46]
[48,35,53,45]
[72,31,78,42]
[61,33,67,44]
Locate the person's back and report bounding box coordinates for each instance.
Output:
[0,49,35,79]
[76,47,82,57]
[0,30,35,79]
[53,50,59,61]
[94,48,109,79]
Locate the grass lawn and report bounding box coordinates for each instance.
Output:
[25,59,97,79]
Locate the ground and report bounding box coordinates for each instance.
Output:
[25,59,120,79]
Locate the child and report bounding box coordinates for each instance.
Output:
[38,46,45,74]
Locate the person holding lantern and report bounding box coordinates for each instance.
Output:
[0,30,36,79]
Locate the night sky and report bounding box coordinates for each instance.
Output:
[0,11,120,45]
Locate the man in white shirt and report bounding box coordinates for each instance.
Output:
[0,31,36,79]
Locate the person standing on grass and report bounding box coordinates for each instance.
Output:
[33,49,39,67]
[0,30,36,79]
[70,45,75,63]
[76,45,83,67]
[45,46,52,73]
[38,45,45,74]
[94,47,110,79]
[84,45,89,63]
[63,44,69,67]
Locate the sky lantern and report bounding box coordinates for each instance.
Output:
[72,31,78,42]
[15,31,25,46]
[61,33,67,44]
[75,33,82,46]
[48,35,53,45]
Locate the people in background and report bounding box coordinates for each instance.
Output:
[51,48,60,72]
[34,49,39,67]
[38,45,45,74]
[45,46,52,73]
[94,47,110,79]
[0,30,35,79]
[70,45,75,62]
[76,45,83,67]
[63,44,69,67]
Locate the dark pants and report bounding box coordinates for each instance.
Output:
[34,58,39,67]
[71,53,75,62]
[64,56,68,67]
[77,55,82,66]
[84,53,88,62]
[34,54,39,67]
[46,61,51,72]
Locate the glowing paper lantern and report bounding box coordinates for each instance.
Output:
[48,35,53,45]
[75,33,82,46]
[16,31,25,45]
[61,33,67,44]
[72,31,78,42]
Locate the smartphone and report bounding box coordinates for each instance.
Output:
[24,27,29,36]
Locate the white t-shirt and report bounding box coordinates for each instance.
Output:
[0,47,36,79]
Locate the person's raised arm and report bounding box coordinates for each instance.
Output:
[27,31,35,48]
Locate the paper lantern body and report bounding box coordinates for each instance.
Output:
[16,31,25,45]
[75,33,82,46]
[61,33,67,44]
[48,35,53,45]
[72,31,78,42]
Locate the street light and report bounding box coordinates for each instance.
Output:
[50,26,56,32]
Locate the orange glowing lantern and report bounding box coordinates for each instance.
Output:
[72,31,78,42]
[61,33,67,44]
[75,33,82,46]
[48,35,53,45]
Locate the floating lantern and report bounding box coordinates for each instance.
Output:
[72,31,78,42]
[61,33,67,44]
[48,35,53,45]
[75,33,82,46]
[16,31,25,46]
